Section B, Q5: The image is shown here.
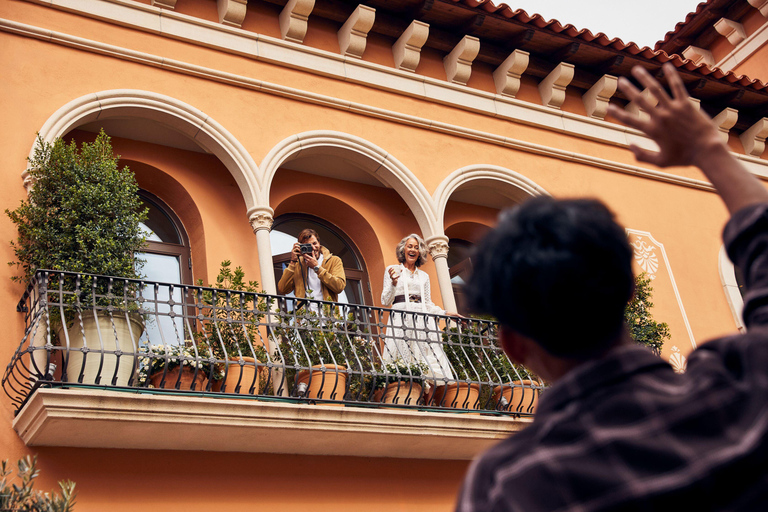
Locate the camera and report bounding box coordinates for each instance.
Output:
[299,243,313,254]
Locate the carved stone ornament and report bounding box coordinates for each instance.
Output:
[249,212,274,232]
[428,240,449,259]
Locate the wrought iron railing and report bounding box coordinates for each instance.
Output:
[2,271,544,415]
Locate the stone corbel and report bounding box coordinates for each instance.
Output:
[393,20,429,72]
[444,35,480,85]
[625,88,658,121]
[280,0,315,44]
[748,0,768,17]
[582,74,617,119]
[712,108,738,144]
[217,0,247,27]
[740,118,768,157]
[492,49,529,98]
[22,170,35,195]
[538,62,574,109]
[151,0,177,9]
[338,5,376,58]
[682,46,715,67]
[714,18,747,45]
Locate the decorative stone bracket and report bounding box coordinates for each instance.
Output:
[714,18,747,46]
[444,35,480,85]
[682,46,715,67]
[538,62,574,109]
[582,74,617,120]
[280,0,316,43]
[713,108,738,144]
[493,49,529,98]
[338,5,376,59]
[393,20,429,72]
[625,88,658,121]
[741,118,768,157]
[748,0,768,17]
[217,0,247,27]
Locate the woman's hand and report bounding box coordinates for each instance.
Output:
[388,266,400,285]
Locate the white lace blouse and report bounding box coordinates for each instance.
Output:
[381,264,444,315]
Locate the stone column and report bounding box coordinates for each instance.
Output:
[249,207,289,396]
[426,235,457,313]
[249,208,277,295]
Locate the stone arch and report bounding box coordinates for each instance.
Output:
[259,131,439,238]
[433,164,550,233]
[29,90,261,212]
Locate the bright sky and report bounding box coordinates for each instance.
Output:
[505,1,704,49]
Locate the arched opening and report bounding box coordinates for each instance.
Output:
[271,214,373,306]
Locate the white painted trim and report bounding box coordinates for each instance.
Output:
[14,388,529,459]
[28,88,262,211]
[2,18,736,196]
[626,229,697,350]
[433,165,550,227]
[258,130,439,237]
[719,245,746,332]
[715,17,768,71]
[10,0,704,152]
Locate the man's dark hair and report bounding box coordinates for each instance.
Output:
[466,197,634,358]
[298,228,319,244]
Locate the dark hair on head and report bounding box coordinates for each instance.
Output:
[298,228,319,244]
[465,197,634,359]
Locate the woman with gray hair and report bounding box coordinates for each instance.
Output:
[380,234,456,395]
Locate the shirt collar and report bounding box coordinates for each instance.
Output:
[536,344,669,416]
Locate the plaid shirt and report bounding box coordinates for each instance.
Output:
[457,203,768,512]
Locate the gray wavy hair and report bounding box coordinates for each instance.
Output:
[396,234,428,267]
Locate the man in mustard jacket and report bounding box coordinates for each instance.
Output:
[277,228,346,302]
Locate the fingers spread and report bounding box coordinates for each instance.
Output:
[662,62,689,101]
[607,104,650,132]
[632,66,672,107]
[629,145,664,167]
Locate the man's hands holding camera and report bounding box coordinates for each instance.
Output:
[291,242,319,268]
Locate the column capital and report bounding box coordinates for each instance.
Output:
[248,207,275,233]
[426,235,450,260]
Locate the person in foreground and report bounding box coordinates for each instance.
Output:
[277,228,346,302]
[456,62,768,512]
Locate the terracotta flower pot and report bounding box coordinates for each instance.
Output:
[296,364,347,401]
[492,379,539,414]
[382,380,423,405]
[217,357,264,394]
[150,366,208,390]
[432,382,481,409]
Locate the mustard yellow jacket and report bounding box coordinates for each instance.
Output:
[277,246,346,301]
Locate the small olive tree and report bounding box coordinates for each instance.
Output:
[625,272,670,354]
[0,455,76,512]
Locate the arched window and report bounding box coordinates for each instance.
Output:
[137,191,192,344]
[271,215,372,306]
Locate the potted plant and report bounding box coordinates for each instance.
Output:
[6,130,148,386]
[373,359,429,405]
[195,261,269,395]
[486,345,541,414]
[439,323,485,409]
[274,303,371,402]
[138,342,214,390]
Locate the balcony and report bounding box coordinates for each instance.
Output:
[3,271,542,459]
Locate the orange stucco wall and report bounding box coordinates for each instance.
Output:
[0,0,764,509]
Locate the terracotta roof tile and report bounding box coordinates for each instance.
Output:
[440,0,768,92]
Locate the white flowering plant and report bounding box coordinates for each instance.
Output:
[373,359,429,389]
[137,342,219,387]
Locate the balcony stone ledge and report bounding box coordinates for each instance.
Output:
[12,388,532,460]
